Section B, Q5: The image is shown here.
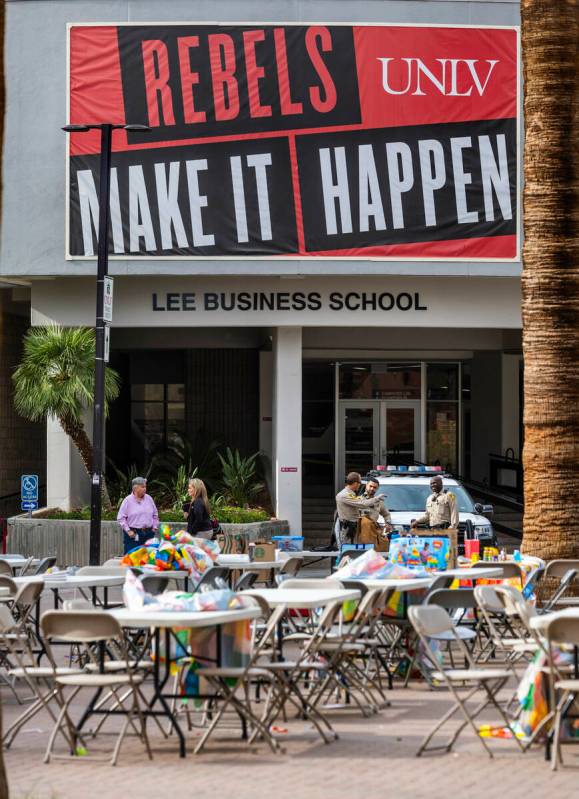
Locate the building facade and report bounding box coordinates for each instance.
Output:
[1,0,522,539]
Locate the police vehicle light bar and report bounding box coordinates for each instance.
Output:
[367,464,447,478]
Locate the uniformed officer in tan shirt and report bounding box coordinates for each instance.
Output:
[335,472,381,543]
[361,476,392,529]
[411,475,459,530]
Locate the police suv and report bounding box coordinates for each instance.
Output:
[363,466,496,545]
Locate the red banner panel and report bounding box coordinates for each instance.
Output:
[68,23,519,260]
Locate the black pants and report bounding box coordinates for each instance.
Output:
[123,528,154,554]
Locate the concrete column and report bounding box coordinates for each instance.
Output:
[273,327,302,533]
[259,350,273,496]
[46,414,91,510]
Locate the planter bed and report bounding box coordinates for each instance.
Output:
[6,514,289,566]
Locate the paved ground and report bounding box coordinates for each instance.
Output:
[3,676,578,799]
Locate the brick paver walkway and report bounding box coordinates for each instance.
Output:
[4,679,578,799]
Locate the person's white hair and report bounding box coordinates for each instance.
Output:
[132,477,147,488]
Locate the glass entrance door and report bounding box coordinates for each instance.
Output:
[381,401,421,467]
[340,403,380,479]
[338,400,421,484]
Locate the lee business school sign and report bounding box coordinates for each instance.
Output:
[67,23,519,261]
[31,277,522,328]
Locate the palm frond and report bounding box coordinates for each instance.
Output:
[12,325,120,423]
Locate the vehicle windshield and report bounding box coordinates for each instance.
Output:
[376,483,475,513]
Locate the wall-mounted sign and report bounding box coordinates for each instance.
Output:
[67,23,518,261]
[151,290,428,313]
[103,276,114,322]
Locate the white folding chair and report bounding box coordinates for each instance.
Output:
[408,604,524,757]
[40,610,152,766]
[194,603,288,754]
[2,603,84,749]
[546,615,579,771]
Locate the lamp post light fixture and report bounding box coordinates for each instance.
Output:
[62,122,151,565]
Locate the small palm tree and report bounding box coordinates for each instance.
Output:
[12,325,120,482]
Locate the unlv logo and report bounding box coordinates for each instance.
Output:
[378,58,499,96]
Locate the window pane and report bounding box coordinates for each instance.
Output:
[427,364,458,401]
[339,365,372,398]
[373,363,421,399]
[303,363,334,402]
[340,363,421,399]
[461,362,471,400]
[427,403,458,473]
[131,402,163,421]
[131,384,163,402]
[386,407,416,466]
[167,384,185,402]
[167,402,185,421]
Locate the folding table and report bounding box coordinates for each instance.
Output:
[106,606,261,757]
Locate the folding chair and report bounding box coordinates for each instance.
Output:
[193,567,229,592]
[15,557,34,577]
[139,574,168,596]
[420,589,479,673]
[379,575,453,686]
[2,604,85,749]
[234,571,258,591]
[194,603,288,754]
[32,556,57,576]
[0,583,44,704]
[40,611,152,766]
[474,584,529,667]
[471,560,525,588]
[307,588,392,714]
[0,561,13,578]
[541,567,579,612]
[408,604,523,757]
[275,557,302,584]
[250,600,344,743]
[546,615,579,770]
[0,576,18,604]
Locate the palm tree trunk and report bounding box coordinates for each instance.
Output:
[59,414,113,510]
[521,1,579,560]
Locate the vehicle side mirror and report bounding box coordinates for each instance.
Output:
[474,502,494,519]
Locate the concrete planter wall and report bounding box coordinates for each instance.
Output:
[6,517,289,566]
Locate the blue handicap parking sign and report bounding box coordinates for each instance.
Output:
[21,474,39,503]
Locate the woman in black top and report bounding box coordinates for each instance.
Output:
[183,478,213,538]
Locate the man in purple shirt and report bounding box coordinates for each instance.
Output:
[117,477,159,554]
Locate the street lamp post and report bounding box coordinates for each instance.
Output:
[62,123,150,565]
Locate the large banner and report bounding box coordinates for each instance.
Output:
[67,24,519,260]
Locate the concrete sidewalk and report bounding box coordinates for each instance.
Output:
[4,680,578,799]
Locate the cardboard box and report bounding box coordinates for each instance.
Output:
[253,541,277,583]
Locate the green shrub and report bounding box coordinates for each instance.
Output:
[215,506,269,524]
[43,505,268,525]
[158,511,188,523]
[44,507,118,521]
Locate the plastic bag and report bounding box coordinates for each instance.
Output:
[122,570,252,613]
